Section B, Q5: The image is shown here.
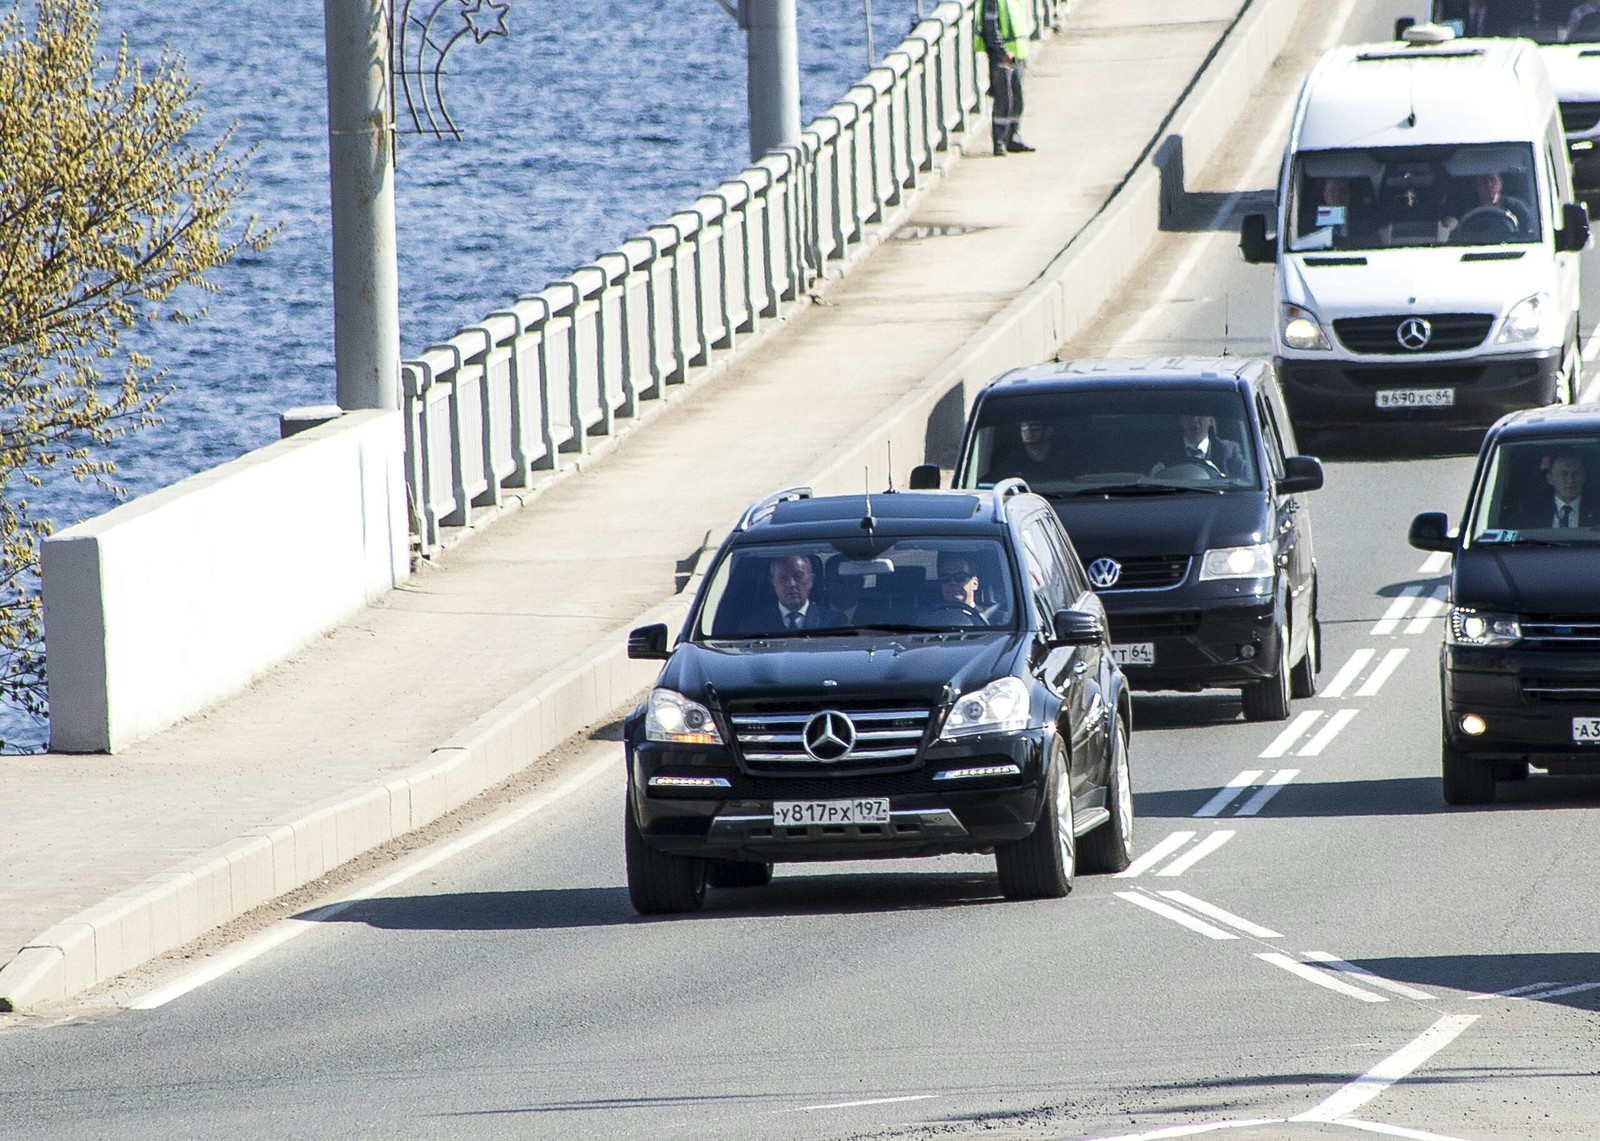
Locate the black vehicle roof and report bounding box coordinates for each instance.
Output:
[1485,403,1600,442]
[731,488,1033,544]
[975,356,1274,401]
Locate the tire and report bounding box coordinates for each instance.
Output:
[1555,337,1579,406]
[1290,591,1320,700]
[1441,734,1495,806]
[624,799,707,914]
[1078,716,1134,875]
[995,740,1076,899]
[1242,622,1292,722]
[706,859,773,888]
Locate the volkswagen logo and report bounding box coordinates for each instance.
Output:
[803,710,856,760]
[1396,316,1432,351]
[1086,557,1122,589]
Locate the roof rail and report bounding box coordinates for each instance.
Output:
[735,486,812,531]
[991,478,1030,520]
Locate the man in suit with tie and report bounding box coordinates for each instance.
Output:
[1509,450,1594,529]
[1151,413,1247,479]
[759,553,846,634]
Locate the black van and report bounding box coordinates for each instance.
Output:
[919,357,1325,721]
[1409,404,1600,804]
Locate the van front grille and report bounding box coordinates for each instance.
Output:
[1333,314,1494,355]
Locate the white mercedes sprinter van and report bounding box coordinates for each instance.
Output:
[1396,2,1600,204]
[1241,26,1590,435]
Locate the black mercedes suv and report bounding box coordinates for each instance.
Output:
[1410,404,1600,804]
[623,483,1134,914]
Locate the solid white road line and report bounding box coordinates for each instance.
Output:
[1516,980,1600,1001]
[1156,830,1236,876]
[1158,891,1282,938]
[1194,771,1263,817]
[1417,551,1451,575]
[1334,1119,1481,1140]
[1355,648,1409,698]
[1234,769,1298,816]
[1321,648,1376,699]
[1117,892,1238,940]
[796,1095,936,1112]
[1293,1015,1480,1122]
[1115,830,1196,878]
[1085,1118,1287,1140]
[130,751,618,1010]
[1257,953,1389,1002]
[1403,587,1449,635]
[1298,708,1359,757]
[1468,980,1559,1000]
[1302,952,1436,1000]
[1261,710,1322,758]
[1372,586,1423,635]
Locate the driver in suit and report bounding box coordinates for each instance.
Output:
[1505,450,1594,529]
[1151,413,1246,478]
[751,553,846,633]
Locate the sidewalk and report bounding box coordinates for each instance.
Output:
[0,0,1296,1012]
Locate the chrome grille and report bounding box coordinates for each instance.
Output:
[1333,314,1494,355]
[729,701,931,768]
[1087,554,1190,591]
[1520,618,1600,652]
[1521,677,1600,705]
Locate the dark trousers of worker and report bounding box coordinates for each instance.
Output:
[987,55,1024,151]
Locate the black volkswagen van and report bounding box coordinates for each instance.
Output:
[1410,404,1600,804]
[922,358,1325,721]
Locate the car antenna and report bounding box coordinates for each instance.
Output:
[861,466,876,534]
[885,440,897,493]
[1221,293,1231,356]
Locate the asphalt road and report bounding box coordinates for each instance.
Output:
[3,2,1598,1138]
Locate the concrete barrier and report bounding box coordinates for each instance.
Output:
[41,411,409,753]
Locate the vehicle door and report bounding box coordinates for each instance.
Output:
[1543,115,1583,339]
[1020,513,1106,795]
[1256,390,1316,649]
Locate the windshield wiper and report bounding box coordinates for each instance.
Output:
[1478,534,1593,547]
[1070,482,1225,496]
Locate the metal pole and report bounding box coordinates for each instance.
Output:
[743,0,801,161]
[864,0,875,67]
[323,0,401,410]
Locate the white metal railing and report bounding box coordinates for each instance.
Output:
[401,0,1058,553]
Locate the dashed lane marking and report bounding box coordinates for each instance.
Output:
[1371,586,1424,635]
[1417,550,1451,575]
[1321,648,1376,699]
[1159,891,1283,938]
[794,1096,937,1112]
[1402,587,1449,635]
[1194,771,1263,817]
[1297,708,1359,757]
[1115,831,1236,879]
[1156,830,1236,877]
[1292,1015,1480,1123]
[1260,710,1323,758]
[1116,891,1239,940]
[1354,649,1409,698]
[1258,952,1390,1003]
[1234,769,1299,817]
[1114,830,1195,878]
[1302,952,1436,1000]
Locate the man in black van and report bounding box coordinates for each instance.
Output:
[1508,450,1594,528]
[1151,412,1246,479]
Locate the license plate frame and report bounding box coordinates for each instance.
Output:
[1112,642,1156,668]
[1376,387,1455,409]
[1573,717,1600,745]
[773,798,891,827]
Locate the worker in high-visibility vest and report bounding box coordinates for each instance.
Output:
[980,0,1036,155]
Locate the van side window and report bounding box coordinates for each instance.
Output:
[1545,116,1572,205]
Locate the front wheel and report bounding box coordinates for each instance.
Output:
[995,739,1075,899]
[1441,734,1495,806]
[624,800,707,914]
[1078,716,1134,874]
[1242,623,1292,722]
[1290,590,1320,700]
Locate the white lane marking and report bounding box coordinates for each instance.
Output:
[1403,586,1449,635]
[1257,952,1389,1002]
[1372,586,1423,636]
[1158,891,1283,938]
[1335,1119,1481,1140]
[1302,952,1436,1000]
[1156,830,1235,877]
[1468,980,1559,1000]
[1261,710,1322,758]
[1515,979,1600,1001]
[130,752,618,1009]
[1234,769,1298,816]
[1115,830,1196,878]
[1293,1015,1479,1122]
[1117,891,1238,940]
[796,1095,936,1111]
[1321,648,1376,699]
[1297,708,1359,757]
[1194,770,1263,817]
[1081,1118,1287,1140]
[1354,648,1409,698]
[1417,551,1451,575]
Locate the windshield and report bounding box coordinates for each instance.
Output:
[1288,144,1542,252]
[1466,435,1600,544]
[694,538,1020,638]
[1428,0,1600,43]
[957,388,1262,496]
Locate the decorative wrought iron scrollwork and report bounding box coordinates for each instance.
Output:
[393,0,511,140]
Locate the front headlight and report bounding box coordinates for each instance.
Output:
[940,676,1032,739]
[645,688,723,745]
[1282,304,1331,351]
[1448,607,1521,647]
[1198,542,1275,581]
[1495,293,1550,345]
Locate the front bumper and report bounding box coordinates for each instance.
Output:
[1277,348,1560,431]
[1103,593,1281,691]
[629,730,1050,861]
[1442,645,1600,761]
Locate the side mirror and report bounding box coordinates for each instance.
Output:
[1277,455,1324,495]
[627,623,672,660]
[1394,16,1415,39]
[1408,511,1455,553]
[1557,202,1591,253]
[1240,213,1276,264]
[1052,608,1105,647]
[909,464,942,490]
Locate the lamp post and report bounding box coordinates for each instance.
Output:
[723,0,801,161]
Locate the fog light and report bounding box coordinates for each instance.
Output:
[1459,714,1487,736]
[1239,644,1257,660]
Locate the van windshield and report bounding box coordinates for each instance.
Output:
[1288,144,1542,252]
[1466,435,1600,545]
[1428,1,1600,44]
[957,388,1262,496]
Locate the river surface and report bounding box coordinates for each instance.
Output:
[7,0,939,749]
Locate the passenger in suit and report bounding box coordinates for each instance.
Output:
[748,553,846,633]
[1504,451,1595,529]
[1151,413,1247,479]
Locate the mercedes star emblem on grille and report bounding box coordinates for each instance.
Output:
[803,710,857,760]
[1086,557,1122,589]
[1396,316,1433,351]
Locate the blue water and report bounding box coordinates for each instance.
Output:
[6,0,937,749]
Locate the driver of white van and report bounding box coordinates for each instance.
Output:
[1442,171,1534,239]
